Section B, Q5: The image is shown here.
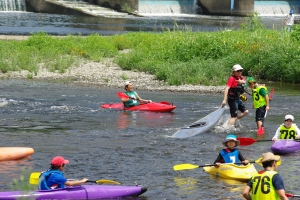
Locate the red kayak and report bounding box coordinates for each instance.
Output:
[101,102,176,112]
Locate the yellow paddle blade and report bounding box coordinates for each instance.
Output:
[29,172,40,185]
[254,156,281,166]
[95,180,120,185]
[173,164,199,171]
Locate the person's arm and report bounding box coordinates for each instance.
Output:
[214,153,223,166]
[135,92,151,103]
[272,127,281,141]
[238,151,249,165]
[242,179,252,200]
[294,124,300,138]
[222,86,230,106]
[273,174,288,200]
[65,178,88,186]
[260,88,270,110]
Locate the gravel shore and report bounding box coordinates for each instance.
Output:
[0,35,224,94]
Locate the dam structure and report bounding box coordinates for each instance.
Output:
[1,0,299,16]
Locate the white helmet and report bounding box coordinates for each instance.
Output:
[285,115,294,121]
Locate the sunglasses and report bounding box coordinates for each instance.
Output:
[236,70,243,72]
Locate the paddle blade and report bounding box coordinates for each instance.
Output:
[269,88,274,101]
[173,164,199,171]
[29,172,40,185]
[95,180,120,185]
[237,137,257,146]
[117,92,129,99]
[285,193,294,197]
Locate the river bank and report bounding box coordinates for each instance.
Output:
[0,35,224,94]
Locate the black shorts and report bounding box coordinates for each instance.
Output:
[228,98,247,118]
[256,106,266,122]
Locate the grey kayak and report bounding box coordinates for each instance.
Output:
[172,106,225,138]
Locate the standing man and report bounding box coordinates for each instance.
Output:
[242,152,288,200]
[246,77,269,134]
[222,64,249,125]
[284,9,294,32]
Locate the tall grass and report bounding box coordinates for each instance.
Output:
[0,14,299,86]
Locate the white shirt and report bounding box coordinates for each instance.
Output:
[285,14,294,26]
[272,123,300,139]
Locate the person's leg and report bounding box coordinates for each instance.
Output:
[228,99,238,125]
[237,99,249,120]
[256,107,266,129]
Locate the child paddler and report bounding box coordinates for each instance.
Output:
[214,134,249,166]
[39,156,88,190]
[121,81,152,108]
[246,77,270,134]
[272,114,300,141]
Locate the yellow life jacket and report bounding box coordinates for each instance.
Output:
[279,124,298,139]
[251,170,280,200]
[252,85,268,108]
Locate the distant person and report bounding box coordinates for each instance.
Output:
[39,156,88,190]
[272,114,300,141]
[242,152,287,200]
[284,9,294,32]
[246,77,269,134]
[214,134,249,166]
[121,81,152,108]
[222,64,249,125]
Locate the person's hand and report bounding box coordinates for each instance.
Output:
[266,106,270,110]
[242,160,249,165]
[221,100,226,107]
[296,135,300,139]
[148,100,152,103]
[81,178,88,183]
[215,162,221,167]
[272,137,277,142]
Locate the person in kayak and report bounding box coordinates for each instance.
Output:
[246,77,270,134]
[121,81,152,108]
[214,134,249,166]
[272,114,300,141]
[242,152,287,200]
[39,156,88,190]
[221,64,249,125]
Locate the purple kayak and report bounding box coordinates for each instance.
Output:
[271,139,300,154]
[0,185,147,200]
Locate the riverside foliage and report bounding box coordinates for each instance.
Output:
[0,14,299,86]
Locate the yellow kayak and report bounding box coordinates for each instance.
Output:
[203,163,257,181]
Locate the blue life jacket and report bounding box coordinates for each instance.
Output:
[220,148,239,163]
[38,169,63,190]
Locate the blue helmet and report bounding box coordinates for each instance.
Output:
[290,10,294,14]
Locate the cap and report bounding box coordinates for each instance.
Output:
[232,64,243,71]
[285,114,294,121]
[125,81,131,87]
[290,10,294,14]
[259,152,280,163]
[51,156,69,166]
[222,134,240,147]
[245,77,256,87]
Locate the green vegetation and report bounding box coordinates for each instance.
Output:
[10,168,37,200]
[0,14,299,86]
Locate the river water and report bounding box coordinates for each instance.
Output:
[0,11,289,35]
[0,79,300,199]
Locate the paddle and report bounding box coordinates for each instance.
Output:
[117,92,131,99]
[173,157,281,171]
[29,172,120,185]
[286,193,300,198]
[237,137,300,146]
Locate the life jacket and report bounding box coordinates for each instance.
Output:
[123,91,139,107]
[220,148,239,163]
[252,85,268,108]
[251,170,280,200]
[38,170,63,190]
[279,124,298,139]
[228,76,245,99]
